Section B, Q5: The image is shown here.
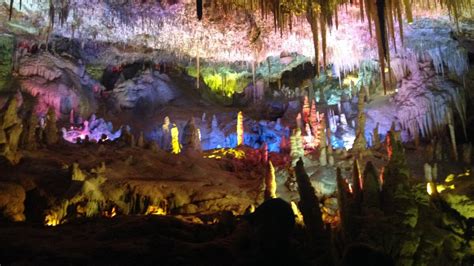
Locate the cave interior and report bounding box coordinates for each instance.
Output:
[0,0,473,265]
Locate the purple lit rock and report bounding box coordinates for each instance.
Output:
[18,52,98,118]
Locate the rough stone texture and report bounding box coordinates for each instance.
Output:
[18,52,98,117]
[0,33,13,90]
[0,98,23,164]
[0,182,25,221]
[112,70,177,109]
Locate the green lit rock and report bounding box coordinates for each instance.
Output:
[440,172,474,219]
[0,34,14,90]
[398,232,421,265]
[85,64,104,81]
[400,202,419,229]
[187,66,250,98]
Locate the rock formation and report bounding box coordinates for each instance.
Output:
[264,161,277,200]
[113,70,177,109]
[290,128,304,167]
[171,124,181,154]
[0,98,23,165]
[0,182,25,222]
[17,52,98,117]
[182,118,201,152]
[45,107,58,145]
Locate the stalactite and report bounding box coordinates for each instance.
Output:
[49,0,55,28]
[403,0,413,23]
[196,0,203,20]
[364,0,373,37]
[372,0,388,95]
[320,14,327,70]
[395,0,404,45]
[9,0,14,21]
[306,2,319,76]
[386,0,397,53]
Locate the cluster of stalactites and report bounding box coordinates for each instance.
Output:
[7,0,469,87]
[209,0,469,87]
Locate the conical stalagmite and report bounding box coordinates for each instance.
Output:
[294,159,326,242]
[319,146,327,166]
[336,167,354,241]
[352,159,362,197]
[462,143,472,165]
[260,142,268,164]
[161,116,171,150]
[424,163,433,182]
[362,161,381,209]
[0,98,23,165]
[171,124,181,154]
[352,91,369,157]
[137,131,145,148]
[372,123,381,149]
[182,118,201,152]
[45,107,58,145]
[264,160,277,200]
[25,113,38,150]
[71,162,86,182]
[296,112,303,130]
[290,128,304,167]
[150,141,160,152]
[236,111,244,146]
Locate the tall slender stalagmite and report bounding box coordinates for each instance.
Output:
[295,159,326,242]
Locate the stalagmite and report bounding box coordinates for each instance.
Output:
[129,134,136,148]
[150,141,159,152]
[319,146,327,166]
[435,139,442,161]
[336,167,355,240]
[291,201,304,226]
[352,92,368,156]
[462,143,472,165]
[69,109,75,124]
[161,116,171,150]
[264,161,277,200]
[290,128,304,167]
[372,123,381,149]
[137,131,145,148]
[0,98,23,165]
[261,142,268,164]
[362,161,381,209]
[424,163,432,182]
[71,163,86,182]
[45,107,58,145]
[432,163,438,182]
[296,112,303,130]
[319,117,327,149]
[328,152,334,166]
[237,111,244,146]
[171,123,181,154]
[302,96,310,123]
[352,159,362,203]
[182,118,201,152]
[294,159,326,242]
[25,113,38,150]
